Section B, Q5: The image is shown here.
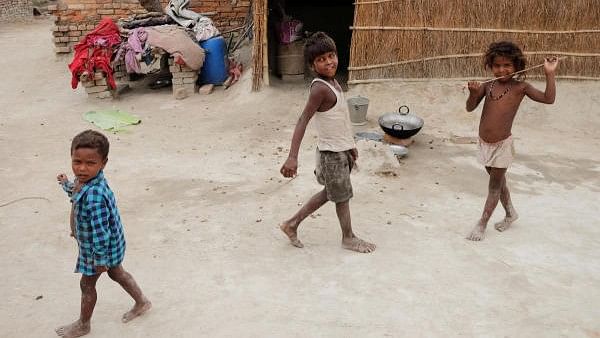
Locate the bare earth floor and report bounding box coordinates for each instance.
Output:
[1,19,599,338]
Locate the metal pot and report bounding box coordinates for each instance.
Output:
[378,105,424,139]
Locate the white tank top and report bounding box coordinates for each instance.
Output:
[311,78,355,152]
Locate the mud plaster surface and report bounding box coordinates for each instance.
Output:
[1,19,599,337]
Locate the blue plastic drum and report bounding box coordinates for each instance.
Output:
[199,36,228,85]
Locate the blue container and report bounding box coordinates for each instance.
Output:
[198,36,228,85]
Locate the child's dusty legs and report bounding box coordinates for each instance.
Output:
[107,265,152,323]
[55,274,101,337]
[494,178,518,231]
[336,200,376,253]
[280,189,328,248]
[467,168,506,241]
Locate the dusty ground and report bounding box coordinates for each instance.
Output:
[1,19,599,338]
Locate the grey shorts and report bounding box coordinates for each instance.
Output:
[315,149,354,203]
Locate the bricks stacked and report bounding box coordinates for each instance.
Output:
[50,22,97,54]
[48,0,146,54]
[80,72,113,99]
[50,0,251,55]
[0,0,33,21]
[112,60,128,83]
[169,57,198,97]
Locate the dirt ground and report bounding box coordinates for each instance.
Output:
[1,19,599,338]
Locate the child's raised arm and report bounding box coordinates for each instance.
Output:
[280,83,329,178]
[466,81,486,112]
[57,173,75,196]
[524,57,558,104]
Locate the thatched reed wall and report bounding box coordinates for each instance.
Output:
[349,0,600,83]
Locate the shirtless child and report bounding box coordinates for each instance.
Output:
[465,41,558,241]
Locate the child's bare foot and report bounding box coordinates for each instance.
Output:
[280,222,304,248]
[466,224,486,241]
[55,319,90,338]
[494,212,519,232]
[342,236,376,253]
[121,299,152,323]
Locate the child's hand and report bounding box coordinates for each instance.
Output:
[57,173,68,184]
[467,81,481,94]
[350,148,358,162]
[280,157,298,178]
[544,57,559,75]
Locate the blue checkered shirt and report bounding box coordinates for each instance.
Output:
[66,171,126,275]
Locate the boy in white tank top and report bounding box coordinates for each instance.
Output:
[279,32,376,253]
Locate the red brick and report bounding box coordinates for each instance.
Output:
[55,46,72,53]
[220,12,236,18]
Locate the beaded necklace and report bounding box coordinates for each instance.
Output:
[488,80,512,101]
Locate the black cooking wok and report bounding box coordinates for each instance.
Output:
[378,105,424,139]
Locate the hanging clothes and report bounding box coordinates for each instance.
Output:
[115,27,148,74]
[68,18,121,90]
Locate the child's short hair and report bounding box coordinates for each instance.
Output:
[71,130,109,159]
[484,41,527,79]
[304,31,337,66]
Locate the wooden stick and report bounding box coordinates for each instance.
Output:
[221,26,245,35]
[354,0,392,4]
[347,74,600,85]
[348,52,600,71]
[479,56,567,84]
[348,53,482,71]
[350,26,600,34]
[525,51,600,57]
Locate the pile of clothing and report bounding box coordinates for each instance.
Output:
[114,0,218,74]
[68,18,121,90]
[115,24,206,74]
[165,0,220,42]
[69,0,219,89]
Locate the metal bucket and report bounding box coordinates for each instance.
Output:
[347,96,369,126]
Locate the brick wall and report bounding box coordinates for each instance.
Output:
[49,0,250,54]
[0,0,33,21]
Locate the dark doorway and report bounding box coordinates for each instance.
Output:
[267,0,355,88]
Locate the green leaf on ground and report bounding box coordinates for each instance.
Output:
[83,110,141,131]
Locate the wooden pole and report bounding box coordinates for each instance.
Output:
[350,26,600,34]
[348,52,600,71]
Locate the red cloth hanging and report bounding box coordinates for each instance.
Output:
[68,18,122,90]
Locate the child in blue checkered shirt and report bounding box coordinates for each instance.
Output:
[55,130,151,338]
